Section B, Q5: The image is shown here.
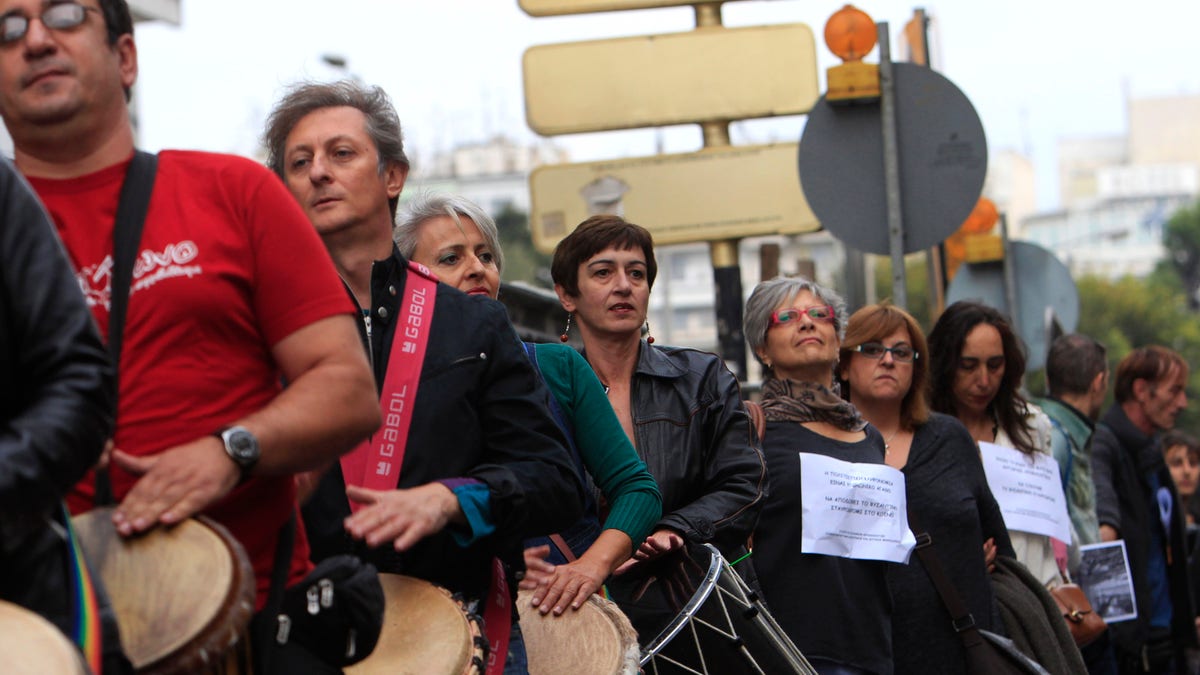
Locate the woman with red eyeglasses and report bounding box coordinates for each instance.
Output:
[743,276,894,675]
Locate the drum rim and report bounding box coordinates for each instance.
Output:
[638,543,725,665]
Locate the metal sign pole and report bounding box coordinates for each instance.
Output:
[878,22,907,309]
[999,212,1020,330]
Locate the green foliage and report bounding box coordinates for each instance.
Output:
[1071,273,1200,431]
[870,252,935,329]
[494,204,552,289]
[1159,198,1200,310]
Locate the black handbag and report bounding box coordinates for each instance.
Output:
[907,509,1049,675]
[253,512,385,673]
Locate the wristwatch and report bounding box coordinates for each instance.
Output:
[215,425,260,478]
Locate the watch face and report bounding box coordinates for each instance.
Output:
[224,428,259,465]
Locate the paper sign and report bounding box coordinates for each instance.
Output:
[1077,541,1138,623]
[799,453,915,563]
[979,442,1072,542]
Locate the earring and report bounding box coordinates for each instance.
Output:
[560,313,572,343]
[644,321,655,345]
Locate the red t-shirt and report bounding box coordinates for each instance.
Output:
[30,150,354,608]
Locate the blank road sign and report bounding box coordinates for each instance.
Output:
[519,0,752,16]
[529,143,820,253]
[524,24,819,136]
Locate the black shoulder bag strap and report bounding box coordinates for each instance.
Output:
[95,150,159,506]
[906,507,989,651]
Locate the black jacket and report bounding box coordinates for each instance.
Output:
[623,342,766,556]
[0,157,113,633]
[303,248,583,598]
[1093,404,1197,655]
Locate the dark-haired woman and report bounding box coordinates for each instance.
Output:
[928,301,1063,587]
[549,214,766,645]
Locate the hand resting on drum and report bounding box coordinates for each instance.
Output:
[522,530,634,616]
[110,437,241,537]
[344,482,465,551]
[614,527,684,575]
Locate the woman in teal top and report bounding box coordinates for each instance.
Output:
[396,193,662,616]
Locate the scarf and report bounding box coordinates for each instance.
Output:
[759,376,867,432]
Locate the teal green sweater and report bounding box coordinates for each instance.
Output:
[533,343,662,544]
[1037,396,1101,545]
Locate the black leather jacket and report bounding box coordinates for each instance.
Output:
[303,248,583,598]
[622,342,766,557]
[0,157,113,633]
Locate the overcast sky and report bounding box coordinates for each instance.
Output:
[132,1,1200,210]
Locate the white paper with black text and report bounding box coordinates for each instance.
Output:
[979,441,1072,542]
[799,453,915,563]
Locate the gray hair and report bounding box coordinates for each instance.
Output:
[744,276,848,366]
[395,193,504,273]
[262,80,410,215]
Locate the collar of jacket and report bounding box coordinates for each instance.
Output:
[1039,397,1094,442]
[634,341,688,379]
[1100,404,1163,474]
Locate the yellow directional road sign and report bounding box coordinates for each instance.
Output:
[519,0,750,16]
[529,143,819,253]
[523,24,818,136]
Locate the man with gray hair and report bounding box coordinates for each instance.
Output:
[263,80,583,674]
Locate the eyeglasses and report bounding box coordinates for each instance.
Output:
[769,305,835,327]
[1,3,99,45]
[854,342,918,363]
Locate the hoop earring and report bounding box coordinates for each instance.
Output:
[560,313,572,343]
[644,321,655,345]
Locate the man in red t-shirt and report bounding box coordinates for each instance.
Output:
[0,0,381,670]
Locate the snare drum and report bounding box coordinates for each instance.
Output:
[517,589,640,675]
[345,574,486,675]
[0,600,87,675]
[614,543,816,675]
[72,508,255,675]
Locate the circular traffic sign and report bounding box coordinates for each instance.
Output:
[946,240,1080,371]
[798,62,988,255]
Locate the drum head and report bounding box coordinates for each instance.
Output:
[346,574,475,675]
[0,601,86,675]
[518,590,639,675]
[72,508,255,673]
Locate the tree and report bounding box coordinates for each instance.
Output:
[1158,198,1200,310]
[494,204,552,289]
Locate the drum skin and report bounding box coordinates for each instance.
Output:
[517,589,640,675]
[0,600,87,675]
[72,508,255,675]
[345,573,485,675]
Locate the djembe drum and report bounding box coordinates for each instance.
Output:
[72,508,256,674]
[345,573,486,675]
[0,600,87,675]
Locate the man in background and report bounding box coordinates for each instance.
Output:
[1093,346,1195,674]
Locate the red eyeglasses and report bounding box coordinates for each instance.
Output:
[769,305,835,327]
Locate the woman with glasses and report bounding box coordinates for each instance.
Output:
[743,277,893,675]
[927,301,1064,587]
[396,195,662,618]
[839,302,1013,675]
[547,214,765,646]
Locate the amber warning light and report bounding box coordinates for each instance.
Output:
[824,5,880,102]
